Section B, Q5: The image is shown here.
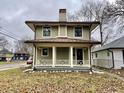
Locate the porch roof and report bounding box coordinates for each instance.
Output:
[25,37,101,44]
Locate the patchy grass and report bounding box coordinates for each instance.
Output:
[93,66,124,78]
[0,61,15,65]
[0,69,124,93]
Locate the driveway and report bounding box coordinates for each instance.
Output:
[0,62,28,71]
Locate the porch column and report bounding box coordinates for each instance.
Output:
[52,46,56,67]
[36,47,37,65]
[88,47,91,67]
[70,46,73,67]
[33,46,36,67]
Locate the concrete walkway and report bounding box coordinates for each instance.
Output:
[92,67,124,81]
[0,62,28,71]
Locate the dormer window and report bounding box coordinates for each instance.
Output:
[43,27,51,37]
[75,27,82,37]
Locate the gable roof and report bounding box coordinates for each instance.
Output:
[93,36,124,52]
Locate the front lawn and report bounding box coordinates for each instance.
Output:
[0,61,15,65]
[0,69,124,93]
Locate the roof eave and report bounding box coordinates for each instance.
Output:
[25,21,100,32]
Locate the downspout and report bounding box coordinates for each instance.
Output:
[89,45,93,72]
[108,49,114,68]
[100,18,103,46]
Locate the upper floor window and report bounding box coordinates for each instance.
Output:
[43,27,51,37]
[75,27,82,37]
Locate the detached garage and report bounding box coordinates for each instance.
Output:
[92,36,124,69]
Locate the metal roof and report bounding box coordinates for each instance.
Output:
[92,36,124,52]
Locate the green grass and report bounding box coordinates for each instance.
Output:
[0,61,16,65]
[0,68,124,93]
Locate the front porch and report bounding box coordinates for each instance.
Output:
[34,46,91,71]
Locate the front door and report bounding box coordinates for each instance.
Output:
[76,49,83,64]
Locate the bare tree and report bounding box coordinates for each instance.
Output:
[68,0,116,45]
[0,36,10,49]
[14,36,33,55]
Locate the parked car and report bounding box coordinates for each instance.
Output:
[27,57,33,65]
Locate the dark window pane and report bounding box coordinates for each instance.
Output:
[43,48,48,56]
[95,53,97,58]
[75,27,82,37]
[43,27,51,36]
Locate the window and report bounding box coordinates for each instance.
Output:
[107,52,110,56]
[75,27,82,37]
[95,53,97,58]
[42,48,48,56]
[43,27,51,37]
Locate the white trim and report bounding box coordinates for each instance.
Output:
[65,25,67,37]
[88,47,91,66]
[58,25,60,36]
[33,47,35,67]
[70,46,73,67]
[52,46,56,67]
[57,25,67,37]
[83,48,84,61]
[42,26,52,38]
[36,46,37,65]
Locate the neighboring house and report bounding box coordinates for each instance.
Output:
[12,52,30,61]
[92,36,124,69]
[25,9,100,71]
[0,48,13,61]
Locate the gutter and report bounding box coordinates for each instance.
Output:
[108,49,114,68]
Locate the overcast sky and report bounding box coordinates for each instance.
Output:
[0,0,115,41]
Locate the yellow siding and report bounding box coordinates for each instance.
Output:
[83,26,90,40]
[67,26,73,37]
[35,26,90,40]
[35,26,42,39]
[56,47,69,59]
[52,26,58,37]
[37,48,52,60]
[59,26,66,36]
[84,48,88,60]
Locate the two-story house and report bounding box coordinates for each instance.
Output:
[25,9,101,71]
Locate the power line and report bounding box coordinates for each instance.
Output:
[1,27,21,39]
[0,30,19,40]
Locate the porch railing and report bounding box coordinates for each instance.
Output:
[56,59,70,66]
[37,59,90,66]
[37,59,52,66]
[73,60,90,66]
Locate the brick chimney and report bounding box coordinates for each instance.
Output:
[59,9,67,22]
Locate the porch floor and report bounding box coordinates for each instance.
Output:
[33,66,91,72]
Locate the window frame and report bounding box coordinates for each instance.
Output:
[107,52,110,57]
[41,48,49,56]
[42,26,51,37]
[95,53,97,58]
[74,27,83,37]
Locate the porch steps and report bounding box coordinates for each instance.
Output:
[33,66,91,72]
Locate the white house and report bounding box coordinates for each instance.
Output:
[92,36,124,69]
